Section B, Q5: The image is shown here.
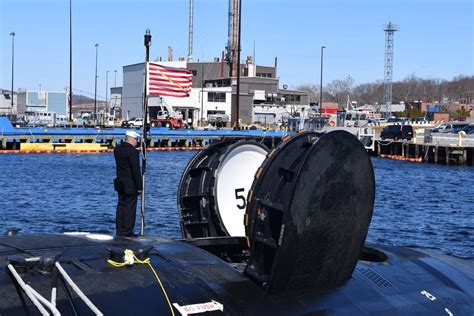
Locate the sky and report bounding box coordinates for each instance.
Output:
[0,0,473,100]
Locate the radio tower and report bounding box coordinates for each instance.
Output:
[383,22,399,116]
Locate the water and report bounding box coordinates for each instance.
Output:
[0,152,472,259]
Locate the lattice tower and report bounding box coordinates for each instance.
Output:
[383,22,399,115]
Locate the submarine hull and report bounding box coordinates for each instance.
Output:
[0,234,472,315]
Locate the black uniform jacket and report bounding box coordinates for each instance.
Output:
[114,142,142,195]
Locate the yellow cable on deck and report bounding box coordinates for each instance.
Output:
[107,249,175,316]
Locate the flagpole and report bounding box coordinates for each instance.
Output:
[141,29,152,236]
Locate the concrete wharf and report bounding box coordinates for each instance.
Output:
[372,132,474,166]
[2,117,473,166]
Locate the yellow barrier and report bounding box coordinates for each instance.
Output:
[20,143,54,151]
[20,143,109,152]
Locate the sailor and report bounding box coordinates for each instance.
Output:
[113,130,142,237]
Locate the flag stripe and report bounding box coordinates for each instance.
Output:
[149,77,193,84]
[149,70,192,78]
[149,64,192,74]
[149,90,190,97]
[149,85,192,93]
[147,62,193,97]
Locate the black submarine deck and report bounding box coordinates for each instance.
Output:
[0,234,472,315]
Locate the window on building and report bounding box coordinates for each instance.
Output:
[208,92,226,102]
[3,93,10,100]
[256,73,272,78]
[207,110,226,115]
[192,70,197,76]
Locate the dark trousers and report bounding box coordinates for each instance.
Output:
[116,192,138,236]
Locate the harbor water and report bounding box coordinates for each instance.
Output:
[0,151,473,259]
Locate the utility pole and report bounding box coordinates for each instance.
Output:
[94,43,99,122]
[10,32,15,111]
[105,70,109,124]
[68,0,73,121]
[320,46,326,116]
[200,62,204,126]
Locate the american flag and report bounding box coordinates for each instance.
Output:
[147,62,193,98]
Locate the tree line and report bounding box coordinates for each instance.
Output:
[297,75,474,111]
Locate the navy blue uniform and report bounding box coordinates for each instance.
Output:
[114,142,142,236]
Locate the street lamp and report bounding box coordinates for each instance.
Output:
[114,69,117,87]
[69,0,73,122]
[319,46,326,116]
[94,43,99,122]
[10,32,15,110]
[106,70,109,121]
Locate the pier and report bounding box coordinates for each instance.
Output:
[373,133,474,166]
[0,118,283,153]
[2,118,473,166]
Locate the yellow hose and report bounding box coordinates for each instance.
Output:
[107,249,175,316]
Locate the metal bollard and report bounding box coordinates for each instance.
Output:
[458,131,466,147]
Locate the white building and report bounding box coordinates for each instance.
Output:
[121,58,309,126]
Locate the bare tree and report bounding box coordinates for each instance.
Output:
[352,80,384,106]
[326,75,355,109]
[295,84,319,103]
[298,75,473,114]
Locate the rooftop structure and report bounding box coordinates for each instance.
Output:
[0,89,17,115]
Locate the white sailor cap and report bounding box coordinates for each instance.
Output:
[125,130,140,139]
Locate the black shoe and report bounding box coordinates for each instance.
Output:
[115,232,138,237]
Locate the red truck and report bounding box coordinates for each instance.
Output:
[149,117,185,128]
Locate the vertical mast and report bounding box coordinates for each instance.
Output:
[231,0,239,78]
[188,0,194,61]
[226,0,233,74]
[234,0,242,129]
[141,29,152,236]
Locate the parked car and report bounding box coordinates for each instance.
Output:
[410,117,428,123]
[387,117,409,123]
[453,124,472,134]
[380,124,414,140]
[368,118,388,124]
[121,117,143,127]
[432,123,470,133]
[432,123,449,133]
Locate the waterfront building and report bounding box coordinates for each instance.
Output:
[109,87,122,118]
[0,89,17,115]
[121,57,309,126]
[16,90,68,117]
